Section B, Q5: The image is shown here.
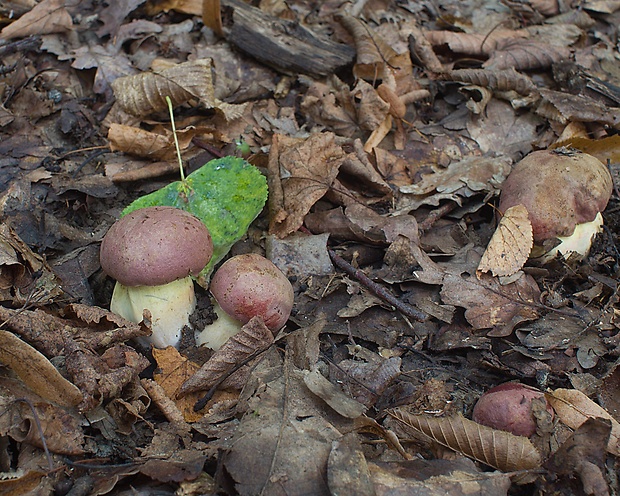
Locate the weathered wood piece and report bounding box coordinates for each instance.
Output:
[223,0,354,77]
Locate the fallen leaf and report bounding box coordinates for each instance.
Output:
[111,59,215,117]
[303,368,367,418]
[0,0,72,40]
[546,388,620,456]
[388,409,542,472]
[0,330,82,408]
[478,205,533,277]
[268,132,346,238]
[179,316,274,397]
[546,417,611,496]
[441,271,541,337]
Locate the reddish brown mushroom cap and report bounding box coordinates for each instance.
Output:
[209,253,294,331]
[498,149,612,243]
[472,382,554,437]
[100,206,213,287]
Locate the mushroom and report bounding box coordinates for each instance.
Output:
[196,253,294,350]
[499,148,613,263]
[100,206,213,348]
[472,382,554,437]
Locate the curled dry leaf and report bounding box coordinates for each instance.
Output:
[546,388,620,456]
[303,368,367,418]
[477,205,533,278]
[388,409,542,472]
[338,15,400,80]
[484,40,570,71]
[179,316,274,397]
[438,68,538,96]
[111,59,215,117]
[0,330,82,408]
[0,0,73,40]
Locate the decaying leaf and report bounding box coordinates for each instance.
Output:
[179,316,274,397]
[550,134,620,164]
[546,388,620,456]
[338,15,401,80]
[303,368,367,418]
[111,58,215,117]
[388,409,542,472]
[0,0,73,40]
[0,330,82,407]
[439,68,538,95]
[150,349,206,424]
[268,132,346,238]
[0,223,63,305]
[441,271,541,337]
[484,39,569,71]
[478,205,533,277]
[546,417,611,496]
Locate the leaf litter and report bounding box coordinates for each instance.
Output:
[0,0,620,494]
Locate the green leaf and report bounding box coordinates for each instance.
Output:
[122,156,268,284]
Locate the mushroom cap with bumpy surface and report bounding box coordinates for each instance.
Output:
[498,148,612,243]
[100,206,213,287]
[209,253,294,332]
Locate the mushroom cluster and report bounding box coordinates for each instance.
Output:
[499,148,613,262]
[100,206,213,348]
[101,209,294,350]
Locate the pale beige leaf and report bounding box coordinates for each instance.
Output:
[111,59,214,117]
[547,388,620,456]
[389,409,542,472]
[0,330,82,408]
[478,205,533,277]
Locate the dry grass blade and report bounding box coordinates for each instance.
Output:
[111,59,215,117]
[389,409,542,472]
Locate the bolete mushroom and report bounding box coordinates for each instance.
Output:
[100,206,213,348]
[499,148,613,263]
[472,382,554,437]
[196,253,294,350]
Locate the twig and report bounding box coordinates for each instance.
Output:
[418,202,457,232]
[328,248,428,322]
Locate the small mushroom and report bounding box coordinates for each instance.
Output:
[472,382,554,437]
[196,253,294,350]
[499,148,613,262]
[100,206,213,348]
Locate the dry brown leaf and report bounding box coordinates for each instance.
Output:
[0,0,73,40]
[439,68,538,96]
[424,29,529,57]
[441,271,541,337]
[536,89,620,128]
[0,470,47,495]
[111,59,215,117]
[545,417,611,496]
[484,39,569,71]
[268,132,346,238]
[550,135,620,163]
[303,368,367,418]
[151,348,206,423]
[478,205,533,277]
[338,15,400,80]
[179,316,274,397]
[0,223,63,305]
[546,388,620,456]
[389,409,542,472]
[0,330,82,408]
